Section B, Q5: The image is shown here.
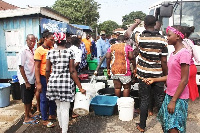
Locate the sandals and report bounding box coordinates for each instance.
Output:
[23,119,39,125]
[136,123,145,132]
[43,121,55,128]
[33,111,41,120]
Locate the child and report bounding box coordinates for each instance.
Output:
[144,25,191,133]
[46,32,86,133]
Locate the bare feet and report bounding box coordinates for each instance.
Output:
[136,123,145,132]
[148,111,153,116]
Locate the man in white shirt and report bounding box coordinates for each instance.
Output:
[17,34,37,124]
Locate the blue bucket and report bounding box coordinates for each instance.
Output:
[12,75,19,83]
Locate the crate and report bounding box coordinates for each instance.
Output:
[90,95,118,116]
[0,83,11,108]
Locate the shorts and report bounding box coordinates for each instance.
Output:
[111,75,131,84]
[21,83,35,104]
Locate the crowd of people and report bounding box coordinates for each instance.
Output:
[16,15,200,133]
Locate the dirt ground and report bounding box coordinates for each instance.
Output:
[21,97,200,133]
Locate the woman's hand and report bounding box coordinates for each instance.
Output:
[167,100,176,114]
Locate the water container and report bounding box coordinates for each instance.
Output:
[117,97,134,121]
[0,83,11,108]
[73,92,90,116]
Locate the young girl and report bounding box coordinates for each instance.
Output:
[144,25,191,133]
[182,26,200,101]
[45,32,86,133]
[34,30,56,127]
[106,35,136,97]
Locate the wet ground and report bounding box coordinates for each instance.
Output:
[17,97,200,133]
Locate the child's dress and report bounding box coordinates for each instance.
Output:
[46,49,75,102]
[157,48,191,133]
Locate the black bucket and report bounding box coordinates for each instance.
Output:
[10,82,21,100]
[97,87,115,96]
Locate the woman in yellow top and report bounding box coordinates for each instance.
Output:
[34,30,56,127]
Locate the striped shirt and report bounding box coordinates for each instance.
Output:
[132,30,168,78]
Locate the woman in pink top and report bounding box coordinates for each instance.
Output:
[106,35,136,97]
[182,26,199,101]
[144,26,191,133]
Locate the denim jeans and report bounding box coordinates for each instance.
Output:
[40,76,57,121]
[138,79,165,129]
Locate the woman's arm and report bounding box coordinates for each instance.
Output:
[69,59,86,94]
[45,59,51,84]
[35,60,42,93]
[144,76,167,85]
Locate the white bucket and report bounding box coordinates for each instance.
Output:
[80,82,105,97]
[73,92,90,116]
[117,97,134,121]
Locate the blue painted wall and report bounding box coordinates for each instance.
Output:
[0,16,40,79]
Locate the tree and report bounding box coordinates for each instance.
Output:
[98,20,120,35]
[121,11,146,29]
[52,0,100,26]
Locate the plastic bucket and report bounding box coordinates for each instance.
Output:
[73,92,90,116]
[87,59,98,70]
[117,97,134,121]
[103,69,108,77]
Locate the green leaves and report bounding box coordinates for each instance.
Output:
[52,0,100,26]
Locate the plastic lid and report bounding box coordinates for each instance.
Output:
[0,83,11,90]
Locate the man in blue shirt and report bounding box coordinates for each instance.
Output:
[96,31,110,68]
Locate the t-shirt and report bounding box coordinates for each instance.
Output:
[82,38,91,55]
[132,30,168,78]
[166,48,191,99]
[17,45,35,84]
[34,46,52,76]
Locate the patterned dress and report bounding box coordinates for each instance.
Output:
[46,49,75,102]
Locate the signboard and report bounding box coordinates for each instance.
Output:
[40,18,83,35]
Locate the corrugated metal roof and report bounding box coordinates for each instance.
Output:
[0,0,19,10]
[0,7,69,23]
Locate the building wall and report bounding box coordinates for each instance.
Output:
[0,16,40,79]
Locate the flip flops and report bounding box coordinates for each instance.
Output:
[46,122,55,128]
[23,119,39,125]
[43,121,55,128]
[32,111,41,120]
